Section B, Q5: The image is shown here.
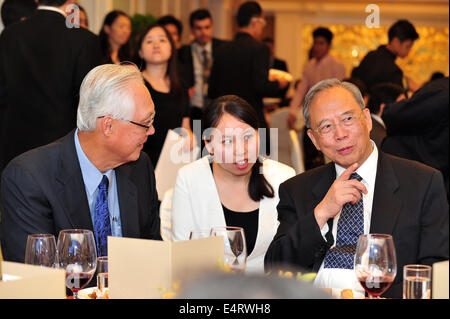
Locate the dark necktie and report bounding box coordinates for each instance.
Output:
[94,175,112,257]
[201,49,211,102]
[323,172,364,269]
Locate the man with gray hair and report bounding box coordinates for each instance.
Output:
[265,78,448,298]
[0,64,162,263]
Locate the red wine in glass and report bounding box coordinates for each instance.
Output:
[358,275,394,297]
[66,271,95,293]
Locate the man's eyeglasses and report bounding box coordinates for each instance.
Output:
[98,113,155,132]
[309,111,363,137]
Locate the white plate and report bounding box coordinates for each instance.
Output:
[77,287,109,299]
[331,288,365,299]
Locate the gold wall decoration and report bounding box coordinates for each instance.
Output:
[301,25,449,86]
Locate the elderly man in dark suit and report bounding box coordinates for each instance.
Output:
[208,1,288,155]
[0,64,162,263]
[265,78,448,298]
[0,0,101,174]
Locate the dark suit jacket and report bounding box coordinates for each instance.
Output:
[351,45,403,90]
[370,115,387,149]
[264,151,449,298]
[208,32,280,129]
[382,77,449,197]
[271,57,287,72]
[0,9,102,172]
[0,130,162,263]
[177,38,227,91]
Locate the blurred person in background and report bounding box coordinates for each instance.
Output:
[1,0,37,28]
[366,82,405,148]
[157,14,183,49]
[263,37,290,103]
[177,8,227,150]
[352,19,419,95]
[208,1,288,156]
[382,77,449,198]
[99,10,132,64]
[137,23,195,167]
[288,26,346,130]
[0,0,101,175]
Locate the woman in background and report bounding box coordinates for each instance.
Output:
[99,10,132,64]
[137,23,194,166]
[171,95,296,274]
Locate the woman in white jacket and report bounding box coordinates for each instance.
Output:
[171,95,295,274]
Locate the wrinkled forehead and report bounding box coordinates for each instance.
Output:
[310,87,361,116]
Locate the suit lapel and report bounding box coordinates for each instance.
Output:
[115,164,140,238]
[56,131,93,230]
[370,152,402,234]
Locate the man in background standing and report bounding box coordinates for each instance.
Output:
[351,20,419,95]
[208,1,288,155]
[288,27,346,169]
[0,0,101,174]
[177,9,227,149]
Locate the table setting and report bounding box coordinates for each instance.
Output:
[0,229,447,299]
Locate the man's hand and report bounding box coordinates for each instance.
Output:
[314,163,367,229]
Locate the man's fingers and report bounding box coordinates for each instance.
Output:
[337,163,358,181]
[344,179,368,194]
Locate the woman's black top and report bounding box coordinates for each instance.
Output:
[209,162,259,256]
[142,79,190,166]
[222,205,259,256]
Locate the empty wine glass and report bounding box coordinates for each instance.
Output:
[57,229,97,299]
[189,229,211,240]
[24,234,58,267]
[210,226,247,273]
[354,234,397,298]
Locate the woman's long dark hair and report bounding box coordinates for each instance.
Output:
[136,23,183,102]
[99,10,132,64]
[203,95,275,201]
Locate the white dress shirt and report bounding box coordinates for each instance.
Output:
[314,141,378,293]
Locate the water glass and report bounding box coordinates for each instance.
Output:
[96,256,109,296]
[403,264,432,299]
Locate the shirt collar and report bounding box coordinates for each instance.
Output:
[335,140,379,187]
[74,129,113,197]
[192,40,212,54]
[38,6,67,18]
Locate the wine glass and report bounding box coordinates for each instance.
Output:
[25,234,58,267]
[57,229,97,299]
[189,229,211,240]
[210,226,247,273]
[354,234,397,298]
